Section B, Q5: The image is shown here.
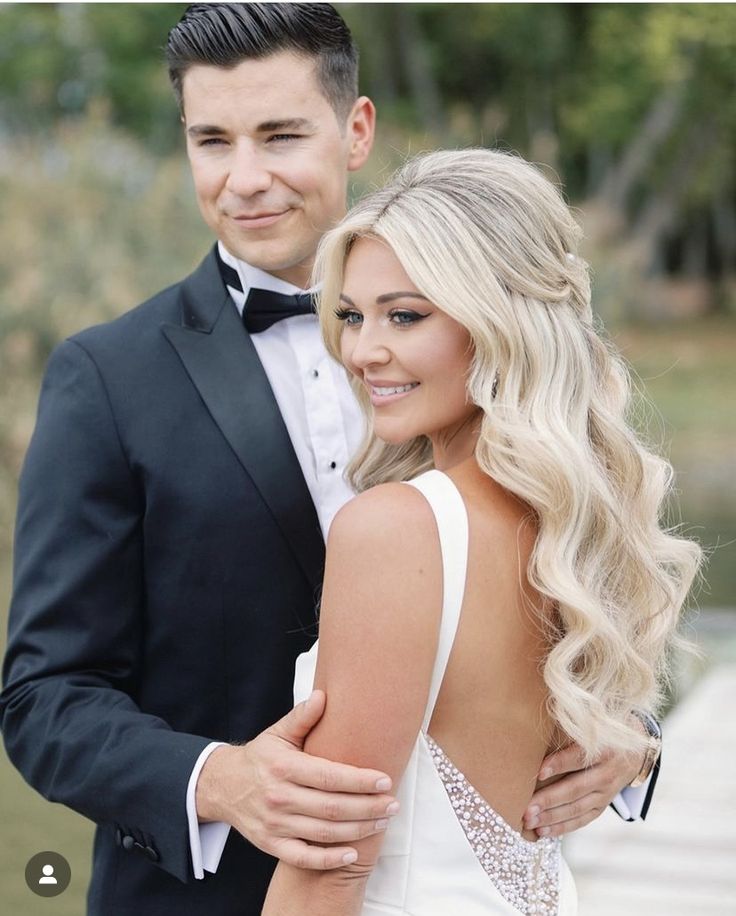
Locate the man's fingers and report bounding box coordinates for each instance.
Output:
[281,813,391,845]
[270,837,358,871]
[524,792,602,832]
[280,753,392,794]
[267,693,393,794]
[525,769,592,821]
[275,785,398,822]
[528,741,636,835]
[537,742,588,781]
[272,690,327,748]
[533,808,601,839]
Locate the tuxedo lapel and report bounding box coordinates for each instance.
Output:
[162,248,325,592]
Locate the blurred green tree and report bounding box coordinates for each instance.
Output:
[0,3,185,149]
[0,2,734,309]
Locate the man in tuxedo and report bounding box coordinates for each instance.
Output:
[0,5,660,915]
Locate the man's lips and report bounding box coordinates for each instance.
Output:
[230,210,290,229]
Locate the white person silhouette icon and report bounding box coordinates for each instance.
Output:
[25,851,71,897]
[38,863,58,884]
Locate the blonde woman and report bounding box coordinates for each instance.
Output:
[263,149,700,916]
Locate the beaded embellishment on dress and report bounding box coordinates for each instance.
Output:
[426,735,561,916]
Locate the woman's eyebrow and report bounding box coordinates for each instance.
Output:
[338,292,429,305]
[376,292,430,304]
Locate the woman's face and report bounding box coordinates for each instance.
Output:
[338,236,479,465]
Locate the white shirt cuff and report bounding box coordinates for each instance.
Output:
[610,770,653,820]
[186,741,232,879]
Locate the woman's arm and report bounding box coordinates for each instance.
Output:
[262,482,442,916]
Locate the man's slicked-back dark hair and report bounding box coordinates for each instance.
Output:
[166,3,359,119]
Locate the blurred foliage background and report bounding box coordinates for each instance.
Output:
[0,3,735,911]
[1,1,734,598]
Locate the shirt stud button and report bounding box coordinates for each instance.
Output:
[329,461,337,470]
[311,369,319,378]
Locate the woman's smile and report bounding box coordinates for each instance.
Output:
[366,380,420,405]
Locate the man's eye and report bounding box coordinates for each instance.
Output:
[268,133,301,143]
[198,137,226,147]
[390,310,427,326]
[334,307,362,326]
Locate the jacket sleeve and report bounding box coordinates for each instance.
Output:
[610,750,661,821]
[0,339,211,883]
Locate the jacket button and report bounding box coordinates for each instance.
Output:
[121,835,135,852]
[144,845,160,862]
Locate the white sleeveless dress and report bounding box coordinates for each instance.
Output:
[294,470,577,915]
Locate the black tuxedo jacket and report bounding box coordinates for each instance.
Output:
[0,247,324,915]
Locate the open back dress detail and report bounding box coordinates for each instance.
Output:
[293,469,577,915]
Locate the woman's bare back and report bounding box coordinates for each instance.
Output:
[428,459,560,841]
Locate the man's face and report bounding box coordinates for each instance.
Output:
[182,51,375,287]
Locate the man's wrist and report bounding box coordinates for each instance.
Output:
[187,742,232,879]
[195,743,240,823]
[628,712,662,788]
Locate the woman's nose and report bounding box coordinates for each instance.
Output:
[347,325,392,370]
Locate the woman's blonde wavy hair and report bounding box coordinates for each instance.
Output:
[314,148,701,759]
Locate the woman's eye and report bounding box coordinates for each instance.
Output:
[390,310,427,326]
[334,307,362,326]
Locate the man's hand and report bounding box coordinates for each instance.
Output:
[196,690,399,869]
[523,742,642,838]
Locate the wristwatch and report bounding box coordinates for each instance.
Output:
[629,711,662,788]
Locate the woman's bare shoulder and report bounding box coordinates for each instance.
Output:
[328,480,439,557]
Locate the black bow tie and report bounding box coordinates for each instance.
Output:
[242,287,315,333]
[218,254,315,333]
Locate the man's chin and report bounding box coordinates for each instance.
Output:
[221,238,313,286]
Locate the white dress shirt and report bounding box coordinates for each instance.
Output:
[186,244,652,878]
[219,244,364,537]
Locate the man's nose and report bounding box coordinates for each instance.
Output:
[225,141,273,198]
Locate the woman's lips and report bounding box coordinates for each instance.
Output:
[367,382,420,407]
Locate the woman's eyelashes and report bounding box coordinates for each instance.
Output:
[334,307,430,327]
[334,307,362,326]
[390,309,429,326]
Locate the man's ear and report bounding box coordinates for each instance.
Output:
[346,96,376,172]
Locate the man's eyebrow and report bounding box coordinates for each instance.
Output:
[186,118,316,139]
[186,124,226,138]
[256,118,316,132]
[338,292,430,306]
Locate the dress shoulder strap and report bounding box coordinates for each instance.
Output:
[404,470,469,732]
